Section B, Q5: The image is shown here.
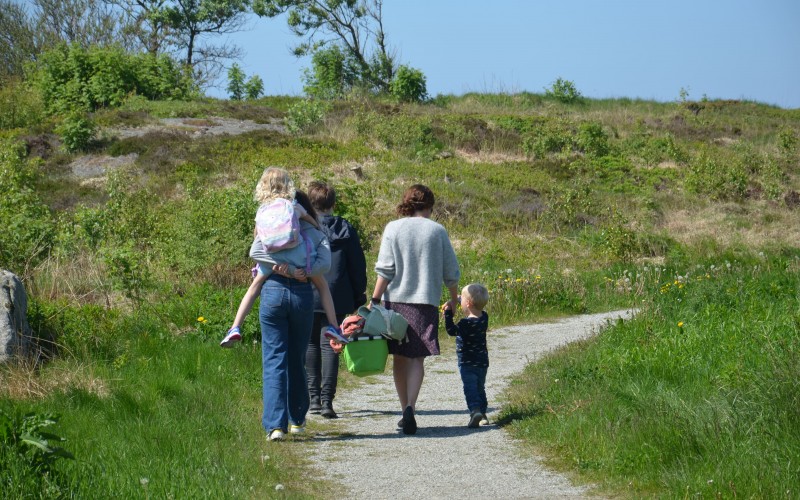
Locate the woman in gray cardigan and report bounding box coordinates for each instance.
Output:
[370,184,460,435]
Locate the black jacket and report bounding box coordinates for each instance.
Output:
[312,214,368,316]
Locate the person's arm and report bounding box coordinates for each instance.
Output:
[309,275,338,327]
[441,228,460,312]
[442,308,460,337]
[369,275,390,309]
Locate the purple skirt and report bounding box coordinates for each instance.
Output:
[384,301,440,358]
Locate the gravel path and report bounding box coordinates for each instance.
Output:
[303,309,635,499]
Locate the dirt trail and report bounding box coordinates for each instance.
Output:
[301,309,634,499]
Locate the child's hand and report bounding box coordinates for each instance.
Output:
[272,263,290,276]
[291,267,307,281]
[441,301,452,314]
[329,339,344,354]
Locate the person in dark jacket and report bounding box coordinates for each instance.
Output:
[306,181,368,418]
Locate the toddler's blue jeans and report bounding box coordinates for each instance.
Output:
[459,364,488,413]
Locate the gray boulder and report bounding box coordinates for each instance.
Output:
[1,270,31,363]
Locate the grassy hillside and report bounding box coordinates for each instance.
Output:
[1,92,798,497]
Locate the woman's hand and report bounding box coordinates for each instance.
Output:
[272,263,290,277]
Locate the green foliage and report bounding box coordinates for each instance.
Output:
[56,109,96,152]
[390,65,428,103]
[303,44,359,99]
[522,119,574,158]
[576,122,610,157]
[286,98,329,134]
[0,139,54,272]
[34,44,196,114]
[504,256,800,497]
[226,63,246,100]
[0,408,73,497]
[0,80,45,130]
[685,146,749,201]
[244,75,264,100]
[544,77,583,104]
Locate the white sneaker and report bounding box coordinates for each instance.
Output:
[267,429,284,441]
[289,423,305,434]
[480,414,489,426]
[220,327,241,348]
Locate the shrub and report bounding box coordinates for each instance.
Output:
[0,80,45,130]
[56,109,96,152]
[390,65,428,103]
[286,98,329,135]
[685,147,749,201]
[0,139,54,272]
[34,44,196,114]
[576,122,610,157]
[544,77,583,104]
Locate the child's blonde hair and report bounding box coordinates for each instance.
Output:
[254,167,296,204]
[463,283,489,310]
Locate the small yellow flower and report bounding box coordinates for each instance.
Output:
[677,321,684,328]
[197,316,205,322]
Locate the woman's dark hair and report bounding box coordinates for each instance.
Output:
[397,184,435,216]
[295,190,319,221]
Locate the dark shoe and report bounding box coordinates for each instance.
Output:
[309,399,322,414]
[320,401,338,419]
[401,406,417,435]
[468,410,482,429]
[397,418,404,429]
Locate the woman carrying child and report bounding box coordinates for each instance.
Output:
[222,167,346,441]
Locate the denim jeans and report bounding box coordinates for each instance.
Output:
[306,312,345,404]
[459,364,488,413]
[259,275,314,432]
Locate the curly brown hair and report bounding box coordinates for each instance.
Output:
[397,184,435,216]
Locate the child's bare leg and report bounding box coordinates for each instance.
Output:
[232,273,268,329]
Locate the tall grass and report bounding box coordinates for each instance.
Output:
[502,253,800,497]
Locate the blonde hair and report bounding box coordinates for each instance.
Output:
[462,283,489,310]
[254,167,296,204]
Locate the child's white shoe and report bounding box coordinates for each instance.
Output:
[220,327,241,348]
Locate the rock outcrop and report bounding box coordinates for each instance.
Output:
[1,270,31,363]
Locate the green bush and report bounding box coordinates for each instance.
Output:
[56,109,96,152]
[544,77,583,104]
[226,64,246,101]
[0,80,45,130]
[685,147,749,201]
[286,98,329,134]
[34,44,196,114]
[0,139,54,272]
[576,122,610,157]
[390,65,428,103]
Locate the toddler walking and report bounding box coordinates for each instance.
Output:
[443,283,490,428]
[220,167,348,347]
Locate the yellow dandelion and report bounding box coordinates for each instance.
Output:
[197,316,205,322]
[677,321,684,328]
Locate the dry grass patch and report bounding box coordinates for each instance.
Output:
[0,360,110,400]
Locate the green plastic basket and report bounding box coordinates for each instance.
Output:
[342,335,389,377]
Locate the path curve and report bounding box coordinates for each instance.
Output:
[303,309,635,499]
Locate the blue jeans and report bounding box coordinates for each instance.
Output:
[259,275,314,432]
[459,364,488,413]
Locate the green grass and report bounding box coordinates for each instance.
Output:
[2,90,799,497]
[501,253,800,497]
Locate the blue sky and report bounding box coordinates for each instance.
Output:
[215,0,800,108]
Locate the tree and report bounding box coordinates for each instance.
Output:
[226,63,245,100]
[244,74,263,99]
[32,0,135,49]
[0,1,38,80]
[163,0,249,86]
[104,0,173,55]
[253,0,396,93]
